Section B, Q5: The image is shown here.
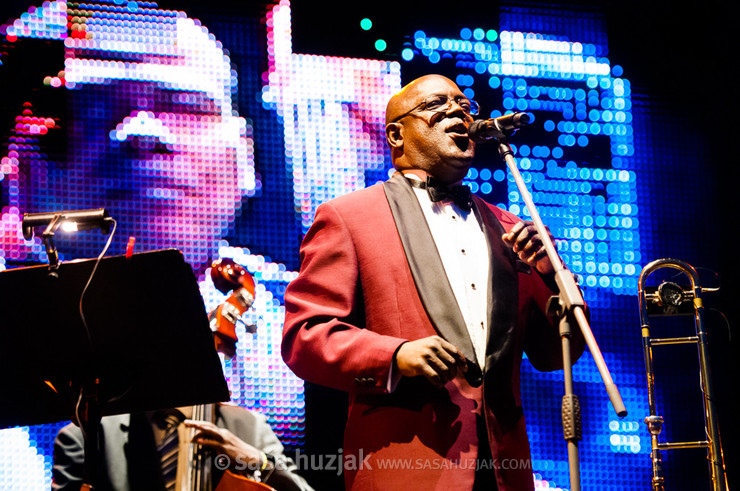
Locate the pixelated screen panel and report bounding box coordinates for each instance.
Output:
[0,0,725,489]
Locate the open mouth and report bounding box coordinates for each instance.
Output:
[445,121,471,152]
[445,121,469,139]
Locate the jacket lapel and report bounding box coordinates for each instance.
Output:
[383,173,482,385]
[472,196,519,371]
[473,196,525,432]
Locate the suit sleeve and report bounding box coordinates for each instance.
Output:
[51,423,85,491]
[282,202,407,394]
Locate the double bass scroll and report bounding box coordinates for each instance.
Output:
[209,258,257,358]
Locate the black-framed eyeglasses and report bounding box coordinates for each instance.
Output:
[390,94,480,122]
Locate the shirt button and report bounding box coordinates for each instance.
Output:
[471,283,476,290]
[461,249,466,254]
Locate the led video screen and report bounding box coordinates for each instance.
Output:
[0,1,735,489]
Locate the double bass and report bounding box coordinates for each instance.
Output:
[175,258,275,491]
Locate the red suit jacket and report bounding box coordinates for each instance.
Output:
[282,173,585,490]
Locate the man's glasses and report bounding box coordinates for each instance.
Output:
[391,94,480,122]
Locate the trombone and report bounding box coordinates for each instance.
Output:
[638,258,728,490]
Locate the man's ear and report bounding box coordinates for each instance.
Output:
[385,122,403,149]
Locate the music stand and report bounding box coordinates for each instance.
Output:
[0,249,230,488]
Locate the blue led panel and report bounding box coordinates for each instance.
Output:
[395,4,716,489]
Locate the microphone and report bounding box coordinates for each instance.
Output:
[468,112,531,142]
[22,208,112,240]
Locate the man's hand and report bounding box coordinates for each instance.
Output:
[183,420,264,474]
[502,220,557,275]
[394,336,468,388]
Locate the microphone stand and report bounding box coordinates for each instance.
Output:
[488,126,628,491]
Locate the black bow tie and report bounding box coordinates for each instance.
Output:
[409,176,473,212]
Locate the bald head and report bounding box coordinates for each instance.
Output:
[385,74,458,125]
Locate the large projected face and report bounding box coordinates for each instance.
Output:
[1,0,257,272]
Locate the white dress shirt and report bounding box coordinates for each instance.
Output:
[406,174,491,368]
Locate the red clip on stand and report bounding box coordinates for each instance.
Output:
[125,237,136,259]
